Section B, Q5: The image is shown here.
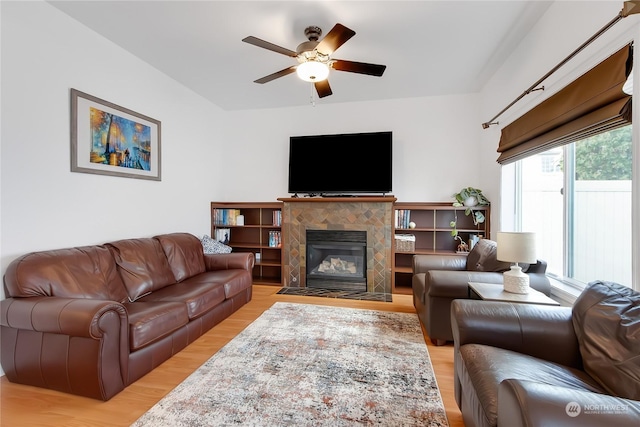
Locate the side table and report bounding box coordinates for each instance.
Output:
[468,281,560,306]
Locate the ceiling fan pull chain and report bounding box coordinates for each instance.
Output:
[310,83,316,107]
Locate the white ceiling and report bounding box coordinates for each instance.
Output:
[49,1,553,111]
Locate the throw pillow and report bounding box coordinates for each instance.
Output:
[466,239,511,272]
[572,280,640,400]
[201,234,232,254]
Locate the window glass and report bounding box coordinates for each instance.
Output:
[517,125,632,288]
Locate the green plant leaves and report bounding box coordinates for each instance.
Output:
[450,187,490,237]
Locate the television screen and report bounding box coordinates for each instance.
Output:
[288,131,392,195]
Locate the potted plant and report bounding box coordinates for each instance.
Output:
[450,187,490,238]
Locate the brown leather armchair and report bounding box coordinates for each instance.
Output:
[412,239,550,345]
[451,281,640,427]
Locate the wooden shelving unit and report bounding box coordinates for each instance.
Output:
[392,202,490,294]
[211,200,489,294]
[211,202,283,286]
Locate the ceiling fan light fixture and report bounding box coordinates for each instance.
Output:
[296,60,329,82]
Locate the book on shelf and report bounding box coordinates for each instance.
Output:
[212,208,241,225]
[268,230,281,248]
[215,228,231,244]
[272,210,282,226]
[395,209,411,229]
[468,234,482,250]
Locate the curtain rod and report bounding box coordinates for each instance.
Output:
[482,0,640,130]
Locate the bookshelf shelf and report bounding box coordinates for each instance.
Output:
[392,202,490,294]
[211,202,283,286]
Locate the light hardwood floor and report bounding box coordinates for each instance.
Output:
[0,285,464,426]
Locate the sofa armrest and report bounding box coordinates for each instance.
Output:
[498,379,640,427]
[428,270,504,298]
[528,273,551,296]
[451,299,582,368]
[427,269,550,298]
[1,296,127,337]
[204,252,254,272]
[1,296,128,400]
[412,254,467,274]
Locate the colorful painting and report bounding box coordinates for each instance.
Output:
[89,107,152,171]
[71,89,161,181]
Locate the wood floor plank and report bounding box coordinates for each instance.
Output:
[0,285,463,426]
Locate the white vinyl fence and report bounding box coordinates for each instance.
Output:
[523,180,631,287]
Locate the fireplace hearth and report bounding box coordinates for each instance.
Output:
[306,230,367,292]
[280,197,395,293]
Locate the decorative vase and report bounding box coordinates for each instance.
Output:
[464,196,478,207]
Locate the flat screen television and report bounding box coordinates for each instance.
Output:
[288,131,392,195]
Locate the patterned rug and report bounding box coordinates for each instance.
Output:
[132,302,449,427]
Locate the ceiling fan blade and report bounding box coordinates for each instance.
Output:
[332,59,387,77]
[316,23,355,55]
[315,80,333,98]
[242,36,298,57]
[254,66,297,84]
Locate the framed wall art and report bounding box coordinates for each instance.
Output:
[70,88,161,181]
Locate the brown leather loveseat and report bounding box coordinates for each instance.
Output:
[1,232,253,400]
[412,238,550,345]
[451,280,640,427]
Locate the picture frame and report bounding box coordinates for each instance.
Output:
[70,88,161,181]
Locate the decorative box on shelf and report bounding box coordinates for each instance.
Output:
[395,234,415,252]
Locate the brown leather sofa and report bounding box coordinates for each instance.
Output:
[0,232,253,400]
[412,238,550,345]
[451,280,640,427]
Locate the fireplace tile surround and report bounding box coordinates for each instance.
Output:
[279,197,396,294]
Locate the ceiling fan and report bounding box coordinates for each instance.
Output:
[242,23,386,98]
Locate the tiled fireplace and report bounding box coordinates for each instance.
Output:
[279,197,396,293]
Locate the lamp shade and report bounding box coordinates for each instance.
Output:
[496,232,537,264]
[296,61,329,82]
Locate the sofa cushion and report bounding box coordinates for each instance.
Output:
[572,280,640,400]
[138,273,227,319]
[106,238,176,301]
[124,301,189,351]
[155,233,206,282]
[3,245,129,302]
[466,239,512,272]
[208,269,254,299]
[459,343,606,427]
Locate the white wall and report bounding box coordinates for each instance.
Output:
[220,93,483,202]
[0,2,226,272]
[0,1,487,280]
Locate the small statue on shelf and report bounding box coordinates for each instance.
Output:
[455,235,469,253]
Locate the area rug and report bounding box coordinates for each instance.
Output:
[276,286,392,302]
[131,302,449,427]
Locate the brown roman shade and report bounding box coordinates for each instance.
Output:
[497,44,633,164]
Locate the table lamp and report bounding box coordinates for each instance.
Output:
[496,232,537,294]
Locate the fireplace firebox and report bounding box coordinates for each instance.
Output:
[306,230,367,291]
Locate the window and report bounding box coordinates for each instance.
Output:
[516,125,633,289]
